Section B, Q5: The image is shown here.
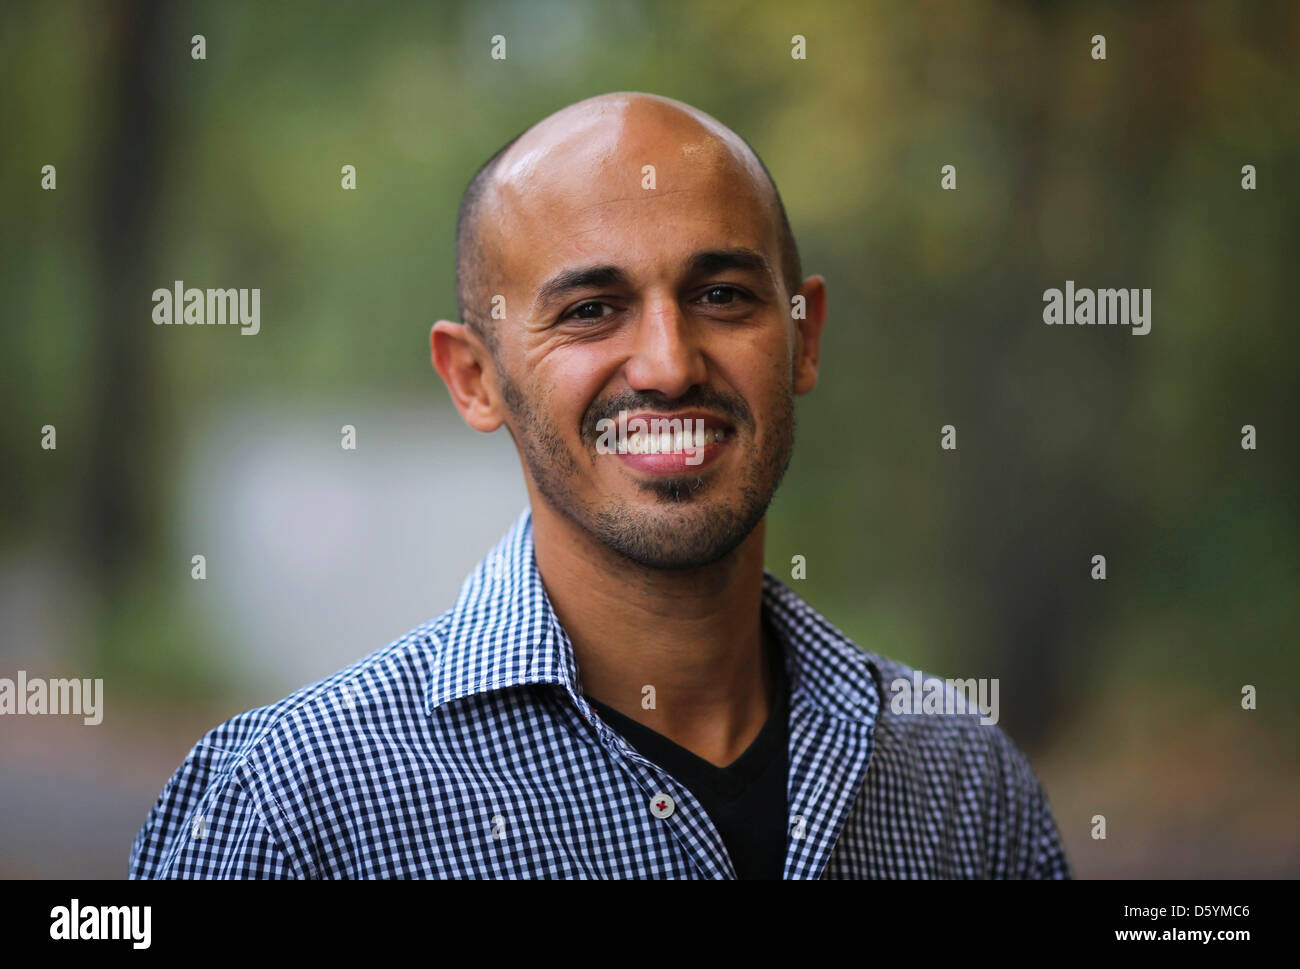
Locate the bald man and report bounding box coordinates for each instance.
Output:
[131,93,1070,880]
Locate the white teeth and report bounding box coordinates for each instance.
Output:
[618,425,729,454]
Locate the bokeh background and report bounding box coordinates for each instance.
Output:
[1,0,1296,878]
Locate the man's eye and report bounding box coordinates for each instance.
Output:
[699,285,747,305]
[564,301,612,321]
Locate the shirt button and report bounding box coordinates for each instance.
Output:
[649,793,675,819]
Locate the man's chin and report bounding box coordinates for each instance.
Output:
[589,498,762,571]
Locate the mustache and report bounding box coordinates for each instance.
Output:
[580,388,753,442]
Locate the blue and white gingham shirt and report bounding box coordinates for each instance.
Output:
[130,507,1071,879]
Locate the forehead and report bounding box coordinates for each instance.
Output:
[484,104,780,293]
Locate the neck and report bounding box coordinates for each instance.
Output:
[530,500,772,768]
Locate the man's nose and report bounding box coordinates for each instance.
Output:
[623,296,707,399]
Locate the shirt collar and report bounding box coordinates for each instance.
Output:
[426,507,881,725]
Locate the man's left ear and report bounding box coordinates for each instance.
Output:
[792,275,827,395]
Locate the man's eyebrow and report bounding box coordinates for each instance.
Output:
[685,247,775,285]
[534,265,630,311]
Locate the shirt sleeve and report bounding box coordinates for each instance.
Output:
[982,724,1072,879]
[129,744,300,879]
[1023,772,1072,879]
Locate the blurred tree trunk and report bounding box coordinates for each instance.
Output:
[81,0,176,612]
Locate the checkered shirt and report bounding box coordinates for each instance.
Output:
[129,507,1071,879]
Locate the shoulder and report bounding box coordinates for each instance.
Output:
[189,615,445,777]
[764,573,1048,800]
[765,573,1027,774]
[861,652,1039,792]
[209,616,442,760]
[130,615,448,878]
[858,652,1070,877]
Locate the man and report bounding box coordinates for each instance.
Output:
[130,92,1070,879]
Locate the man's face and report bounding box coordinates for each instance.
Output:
[479,107,815,570]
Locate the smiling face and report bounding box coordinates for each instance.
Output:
[438,94,825,571]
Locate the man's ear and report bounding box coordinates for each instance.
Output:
[792,275,827,395]
[431,320,505,433]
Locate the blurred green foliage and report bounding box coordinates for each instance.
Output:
[1,0,1296,749]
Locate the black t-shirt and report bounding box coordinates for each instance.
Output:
[586,622,790,879]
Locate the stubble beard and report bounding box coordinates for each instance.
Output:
[497,368,796,571]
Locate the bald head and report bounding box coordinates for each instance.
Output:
[455,93,802,349]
